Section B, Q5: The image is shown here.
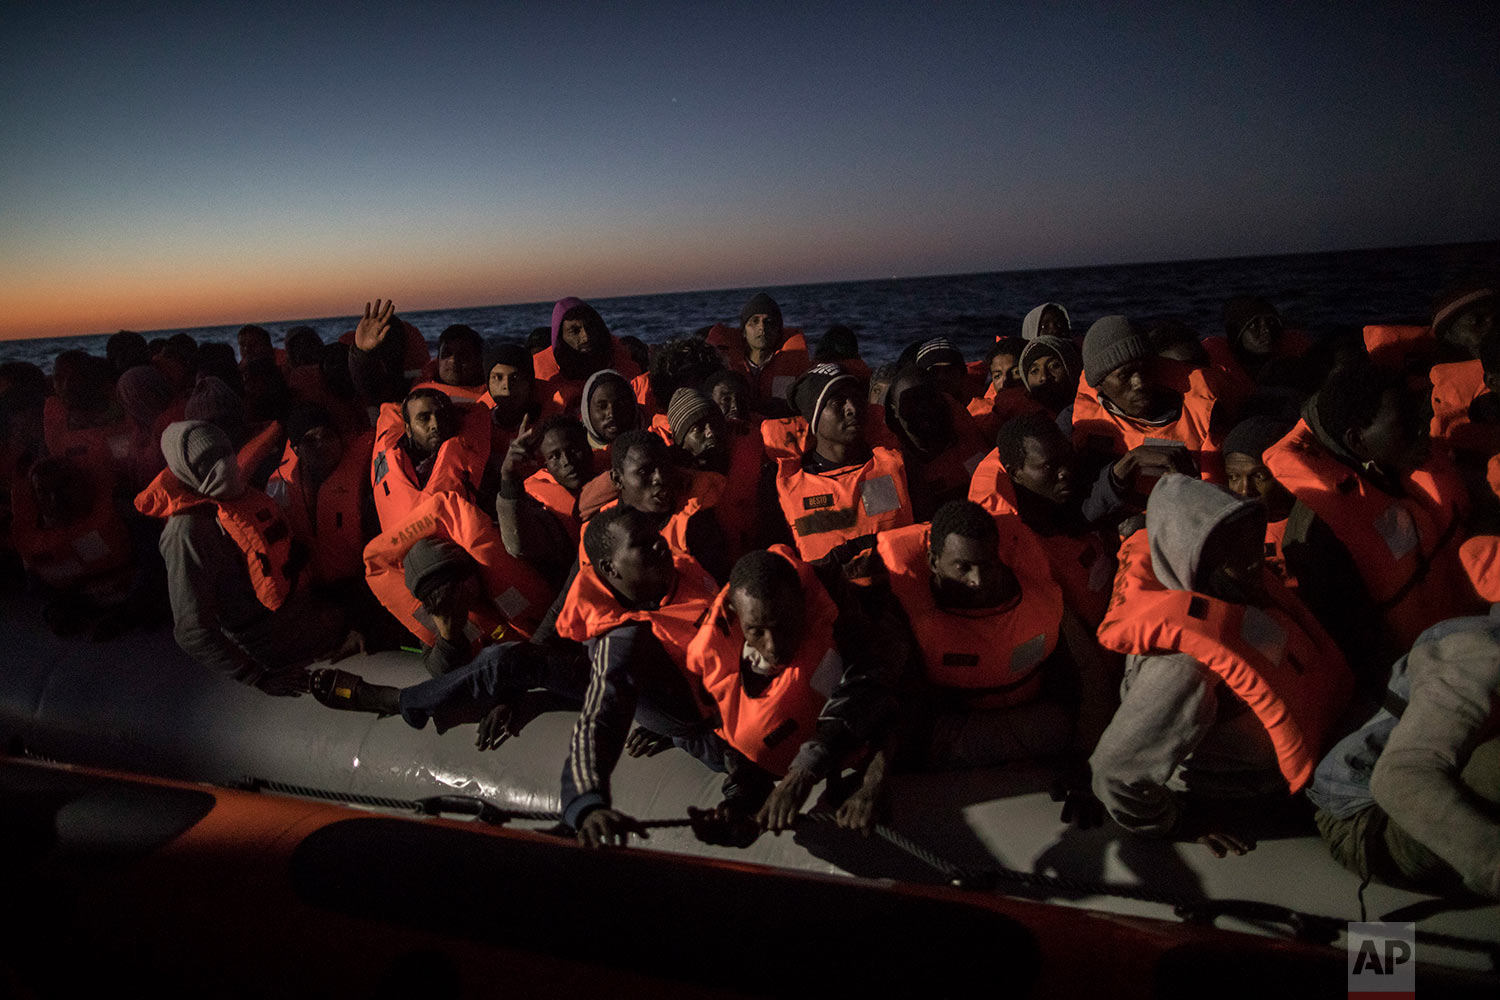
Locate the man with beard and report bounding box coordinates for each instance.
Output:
[532,297,642,413]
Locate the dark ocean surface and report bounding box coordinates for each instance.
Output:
[5,241,1498,373]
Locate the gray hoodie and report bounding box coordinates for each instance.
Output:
[157,422,339,686]
[1090,475,1284,836]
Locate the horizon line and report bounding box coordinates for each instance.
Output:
[8,236,1495,344]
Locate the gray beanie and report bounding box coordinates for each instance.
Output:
[403,538,475,605]
[1082,315,1151,387]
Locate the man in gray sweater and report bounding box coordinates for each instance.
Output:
[1311,604,1500,899]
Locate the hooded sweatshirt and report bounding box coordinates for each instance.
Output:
[1021,302,1071,341]
[153,421,339,685]
[1089,475,1285,836]
[578,368,634,449]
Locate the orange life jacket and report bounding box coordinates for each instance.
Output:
[1459,536,1500,603]
[877,522,1062,707]
[1200,330,1312,406]
[1264,418,1476,649]
[758,407,897,463]
[134,470,295,611]
[555,550,719,676]
[1488,452,1500,503]
[685,545,839,775]
[10,466,133,592]
[705,326,810,405]
[369,402,488,530]
[1071,368,1226,483]
[1362,324,1432,370]
[1097,530,1353,793]
[363,491,554,647]
[707,429,768,560]
[43,397,133,472]
[576,472,726,567]
[531,341,643,414]
[774,446,914,578]
[266,431,373,585]
[966,449,1116,627]
[1429,359,1499,455]
[1264,516,1293,587]
[523,468,583,544]
[901,398,990,512]
[236,420,286,488]
[968,386,1044,444]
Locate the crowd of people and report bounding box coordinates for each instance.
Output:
[1,285,1497,899]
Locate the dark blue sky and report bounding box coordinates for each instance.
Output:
[1,1,1496,337]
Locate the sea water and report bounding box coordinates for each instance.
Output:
[5,241,1497,373]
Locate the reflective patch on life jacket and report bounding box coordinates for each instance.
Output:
[962,451,985,475]
[107,434,132,461]
[809,648,843,698]
[941,653,981,668]
[1374,503,1418,561]
[372,450,389,485]
[771,375,795,400]
[1240,605,1288,665]
[493,586,530,621]
[1010,633,1049,676]
[793,507,858,537]
[71,530,110,563]
[861,475,899,516]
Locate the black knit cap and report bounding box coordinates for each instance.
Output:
[1221,415,1294,462]
[788,363,857,425]
[484,339,534,379]
[739,292,782,327]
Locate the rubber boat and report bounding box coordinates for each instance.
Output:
[3,593,1497,996]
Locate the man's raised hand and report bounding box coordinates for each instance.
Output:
[354,299,396,352]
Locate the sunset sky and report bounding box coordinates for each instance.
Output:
[2,2,1496,340]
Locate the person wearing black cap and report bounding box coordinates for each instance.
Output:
[1221,415,1298,583]
[705,291,811,416]
[771,364,914,582]
[1072,315,1229,495]
[914,336,971,404]
[1202,296,1314,396]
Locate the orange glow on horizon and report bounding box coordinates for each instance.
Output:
[0,224,938,341]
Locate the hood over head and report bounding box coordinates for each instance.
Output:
[161,419,245,500]
[579,368,631,446]
[1021,302,1071,341]
[550,297,607,351]
[1145,473,1264,592]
